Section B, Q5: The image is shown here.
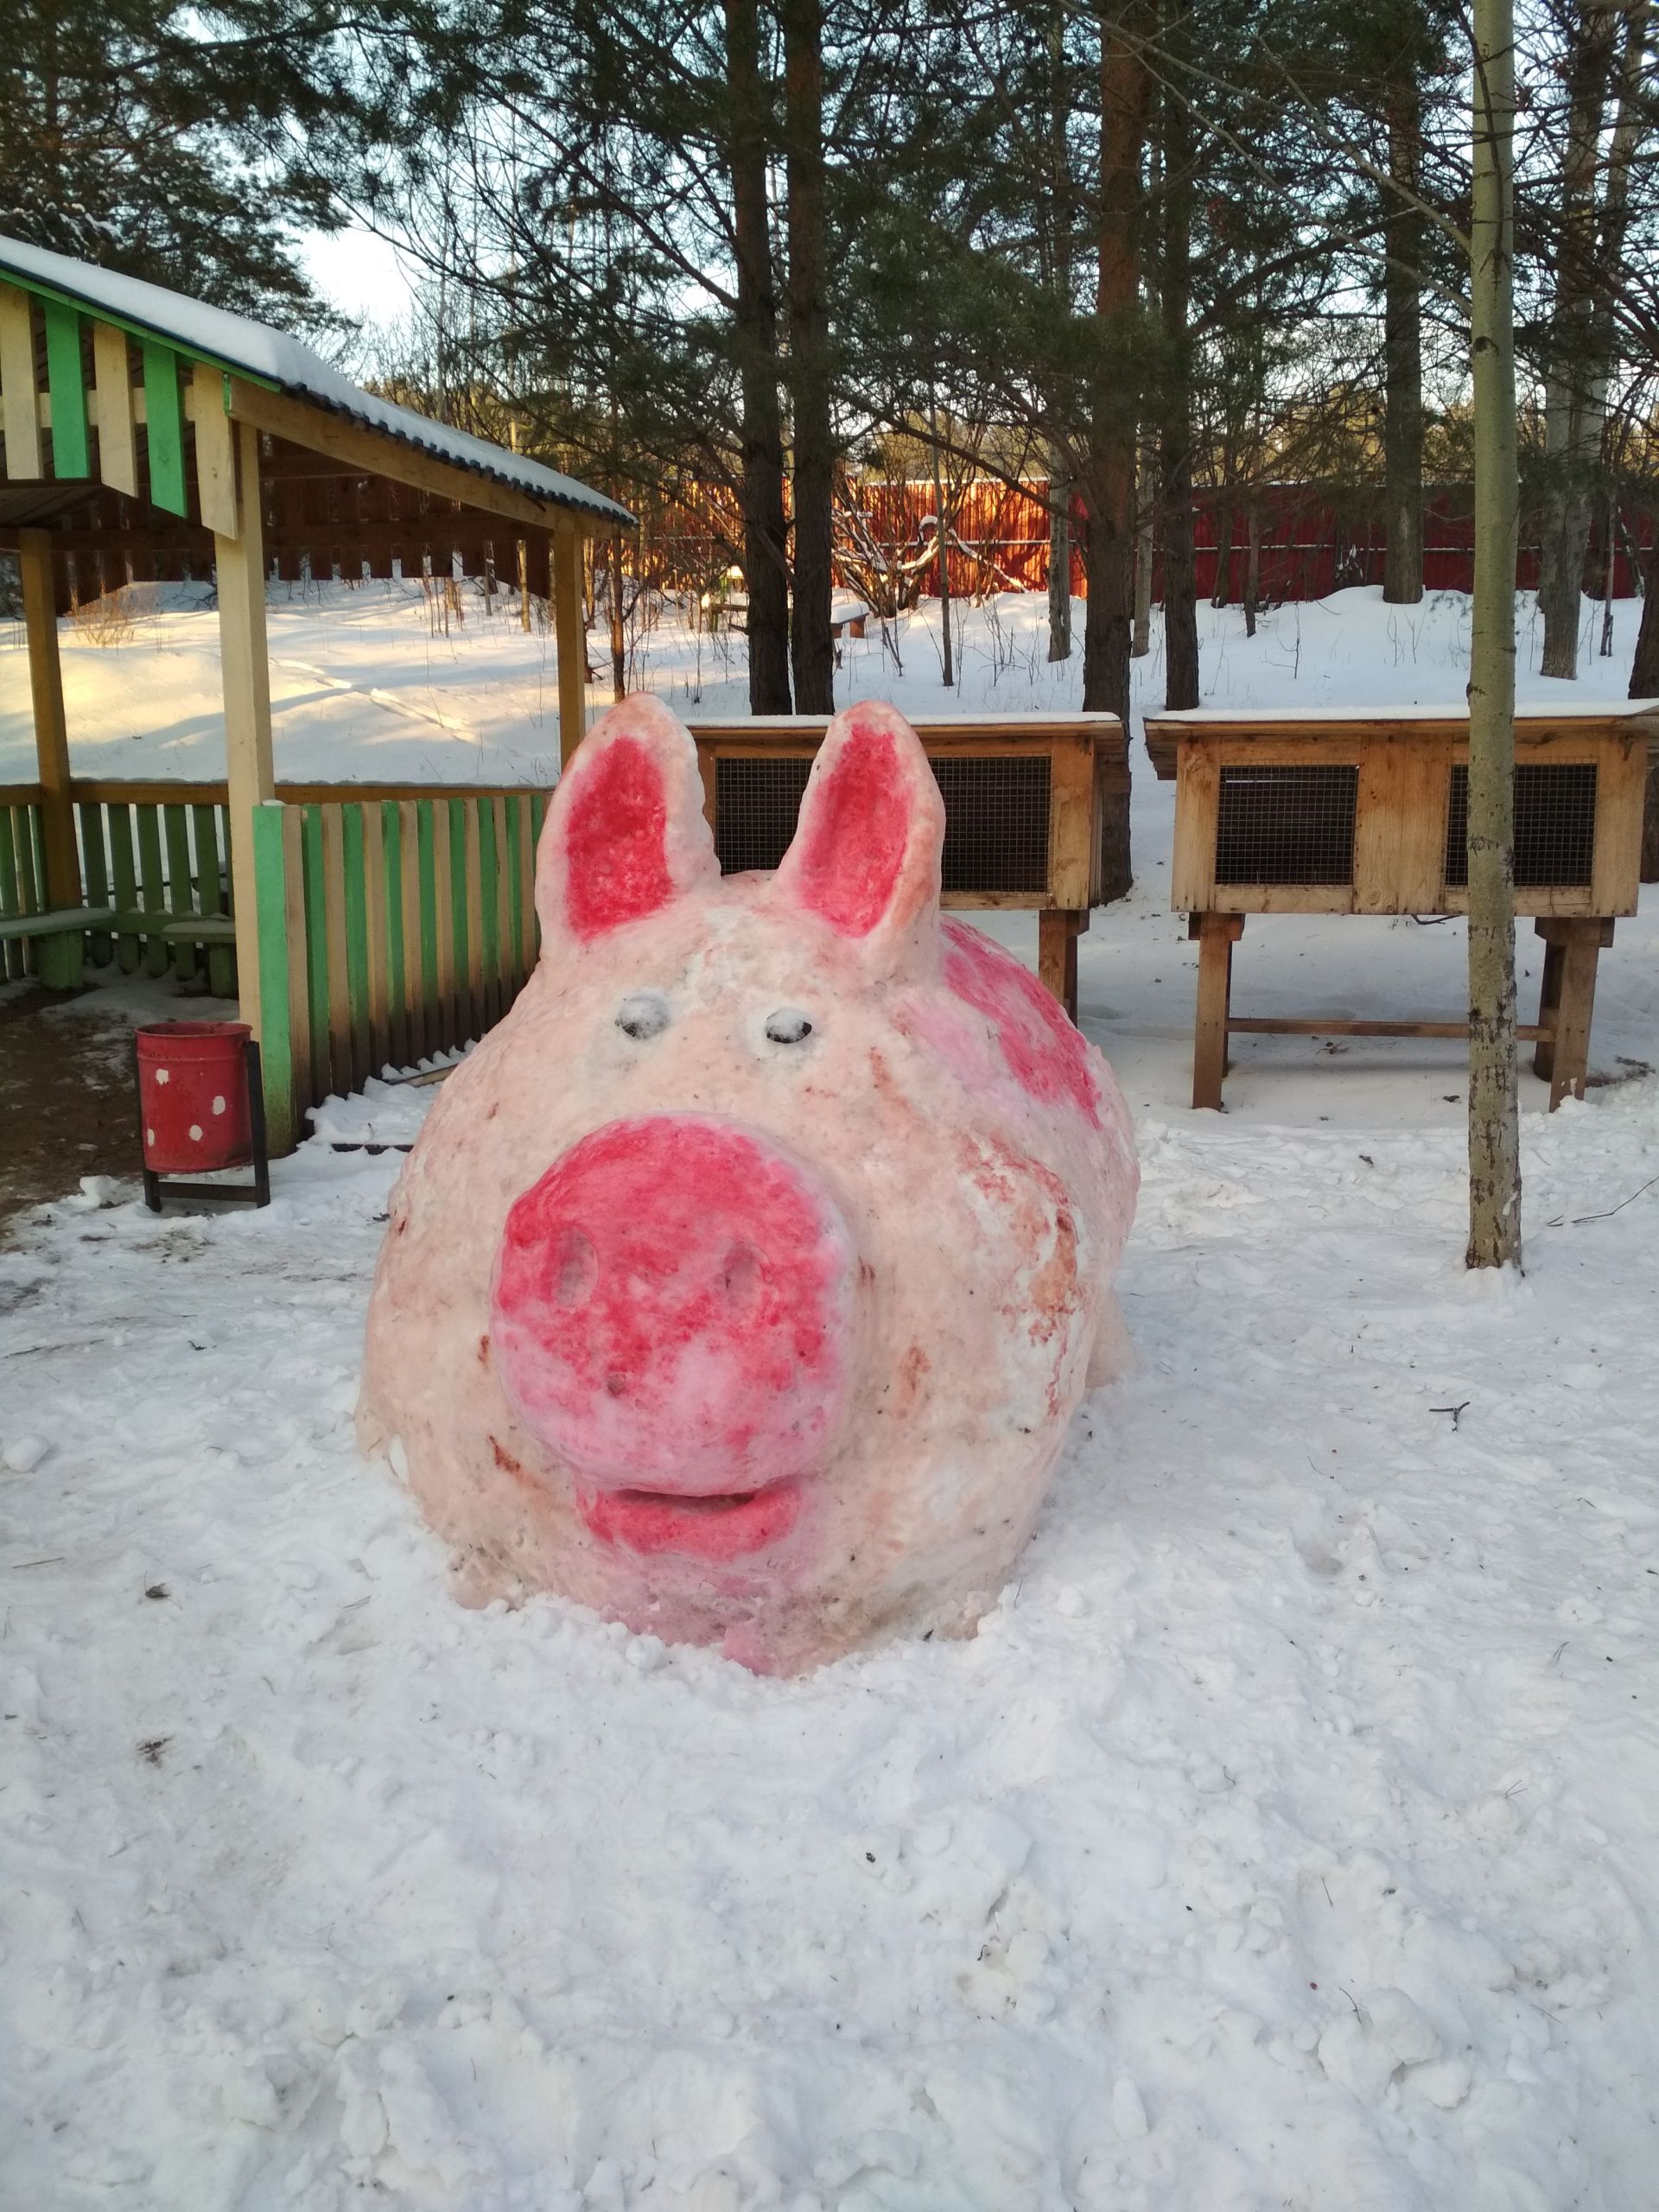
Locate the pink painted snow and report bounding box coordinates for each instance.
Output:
[3,588,1659,2209]
[359,696,1137,1672]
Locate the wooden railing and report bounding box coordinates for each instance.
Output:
[1,777,550,1149]
[1,785,47,981]
[74,783,238,990]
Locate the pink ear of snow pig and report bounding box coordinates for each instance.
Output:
[771,702,944,973]
[536,694,719,944]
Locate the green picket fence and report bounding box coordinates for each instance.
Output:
[0,788,48,982]
[0,780,236,989]
[252,789,549,1148]
[74,785,238,991]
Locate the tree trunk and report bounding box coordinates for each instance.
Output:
[1211,493,1234,607]
[1159,16,1199,711]
[1081,0,1151,899]
[929,395,955,688]
[1633,538,1659,696]
[1132,436,1154,655]
[1048,458,1073,660]
[1537,0,1618,681]
[608,536,626,701]
[783,0,835,713]
[1633,535,1659,880]
[725,0,792,713]
[1383,58,1425,604]
[1046,4,1073,666]
[1243,500,1261,637]
[1466,0,1522,1270]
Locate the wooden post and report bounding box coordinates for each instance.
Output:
[554,528,588,767]
[19,531,78,907]
[251,802,300,1155]
[1190,912,1244,1109]
[215,421,276,1091]
[1536,918,1612,1108]
[1532,933,1565,1082]
[1037,909,1087,1022]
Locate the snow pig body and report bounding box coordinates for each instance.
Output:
[359,696,1137,1673]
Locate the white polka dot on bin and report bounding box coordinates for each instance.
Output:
[146,1128,156,1145]
[212,1096,226,1116]
[155,1068,169,1084]
[188,1125,203,1142]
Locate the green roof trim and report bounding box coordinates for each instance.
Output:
[0,265,280,391]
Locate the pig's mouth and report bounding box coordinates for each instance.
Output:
[577,1477,804,1562]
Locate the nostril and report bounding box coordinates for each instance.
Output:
[765,1009,814,1045]
[717,1238,761,1309]
[553,1226,599,1308]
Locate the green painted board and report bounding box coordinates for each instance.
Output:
[15,804,41,917]
[43,302,90,480]
[107,805,141,972]
[78,801,112,966]
[382,801,406,1038]
[416,800,438,1025]
[478,796,500,1022]
[141,341,188,516]
[134,804,168,976]
[251,804,296,1154]
[301,806,329,1095]
[0,809,21,918]
[192,804,222,912]
[0,812,22,981]
[448,798,470,1039]
[505,796,524,978]
[340,803,371,1091]
[163,804,196,981]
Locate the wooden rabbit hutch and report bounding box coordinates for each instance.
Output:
[1144,707,1658,1110]
[687,714,1126,1020]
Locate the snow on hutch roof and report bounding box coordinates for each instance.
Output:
[0,235,634,531]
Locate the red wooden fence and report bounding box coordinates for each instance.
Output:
[839,480,1655,603]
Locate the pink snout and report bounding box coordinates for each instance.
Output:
[490,1116,856,1558]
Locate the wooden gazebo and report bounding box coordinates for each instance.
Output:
[0,235,632,1140]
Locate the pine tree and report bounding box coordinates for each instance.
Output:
[0,0,378,327]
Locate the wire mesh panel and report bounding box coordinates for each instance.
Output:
[935,755,1050,894]
[1444,763,1599,888]
[715,752,1052,894]
[1215,764,1359,886]
[715,757,813,874]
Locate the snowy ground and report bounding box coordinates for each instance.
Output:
[3,586,1658,2209]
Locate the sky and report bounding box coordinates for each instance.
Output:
[298,224,422,336]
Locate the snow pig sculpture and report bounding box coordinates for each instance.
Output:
[359,695,1137,1673]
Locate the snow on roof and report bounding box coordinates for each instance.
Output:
[0,235,635,531]
[1146,701,1659,721]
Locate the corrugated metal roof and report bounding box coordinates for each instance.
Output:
[0,235,635,530]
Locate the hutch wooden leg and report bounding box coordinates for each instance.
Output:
[1532,937,1565,1082]
[1538,918,1613,1108]
[1064,909,1086,1022]
[1190,912,1244,1109]
[1037,911,1089,1022]
[1038,910,1067,1007]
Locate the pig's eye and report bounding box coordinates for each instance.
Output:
[616,992,671,1041]
[765,1008,814,1046]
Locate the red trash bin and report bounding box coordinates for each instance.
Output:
[133,1021,270,1208]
